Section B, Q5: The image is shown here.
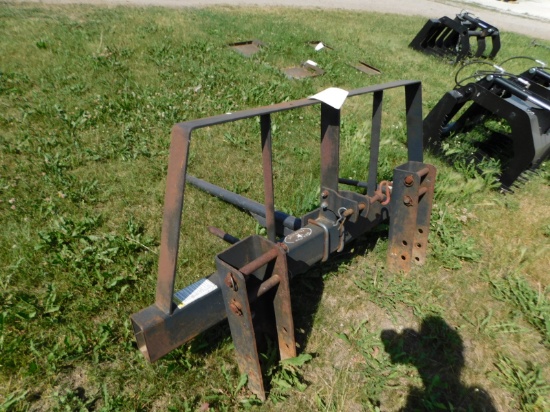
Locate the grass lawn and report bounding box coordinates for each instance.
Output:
[1,2,549,411]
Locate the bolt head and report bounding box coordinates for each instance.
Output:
[229,300,243,316]
[224,273,237,290]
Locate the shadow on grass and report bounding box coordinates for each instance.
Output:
[381,316,497,412]
[188,229,387,363]
[291,229,387,352]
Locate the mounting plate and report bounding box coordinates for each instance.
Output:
[352,61,382,75]
[228,40,264,57]
[283,61,325,79]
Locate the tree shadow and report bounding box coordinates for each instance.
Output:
[381,316,497,412]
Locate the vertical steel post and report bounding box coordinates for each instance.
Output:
[155,125,191,315]
[216,236,295,401]
[320,103,340,223]
[261,114,277,242]
[387,162,436,272]
[405,82,424,163]
[367,91,384,197]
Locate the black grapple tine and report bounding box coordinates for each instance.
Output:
[424,73,550,190]
[410,12,500,63]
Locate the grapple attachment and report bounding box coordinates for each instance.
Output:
[520,66,550,89]
[424,71,550,190]
[131,81,437,400]
[409,12,500,62]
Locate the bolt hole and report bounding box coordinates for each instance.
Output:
[418,228,424,234]
[401,255,407,260]
[416,243,422,248]
[415,257,420,262]
[282,327,287,333]
[286,343,290,348]
[402,240,408,246]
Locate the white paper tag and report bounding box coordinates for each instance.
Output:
[305,59,318,67]
[309,87,349,110]
[315,42,324,51]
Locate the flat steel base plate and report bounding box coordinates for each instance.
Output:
[229,40,264,57]
[283,63,325,79]
[352,61,381,75]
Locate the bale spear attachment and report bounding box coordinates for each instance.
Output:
[131,81,436,400]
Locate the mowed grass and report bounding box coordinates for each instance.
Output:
[1,2,550,411]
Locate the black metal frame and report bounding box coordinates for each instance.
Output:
[409,12,500,62]
[424,74,550,190]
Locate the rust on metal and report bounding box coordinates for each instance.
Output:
[283,61,325,79]
[239,247,279,276]
[342,208,354,218]
[208,226,240,245]
[155,126,191,315]
[251,274,281,300]
[130,81,437,399]
[224,273,237,290]
[216,237,294,400]
[352,61,382,75]
[370,180,391,205]
[229,299,243,316]
[228,40,264,57]
[387,163,437,272]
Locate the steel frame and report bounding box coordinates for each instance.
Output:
[131,80,436,399]
[409,12,500,62]
[424,74,550,189]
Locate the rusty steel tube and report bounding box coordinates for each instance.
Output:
[248,274,281,301]
[239,247,279,276]
[417,166,431,178]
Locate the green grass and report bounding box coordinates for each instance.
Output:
[1,2,550,411]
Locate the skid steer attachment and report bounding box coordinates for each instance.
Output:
[410,12,500,62]
[131,81,437,400]
[424,69,550,190]
[520,66,550,90]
